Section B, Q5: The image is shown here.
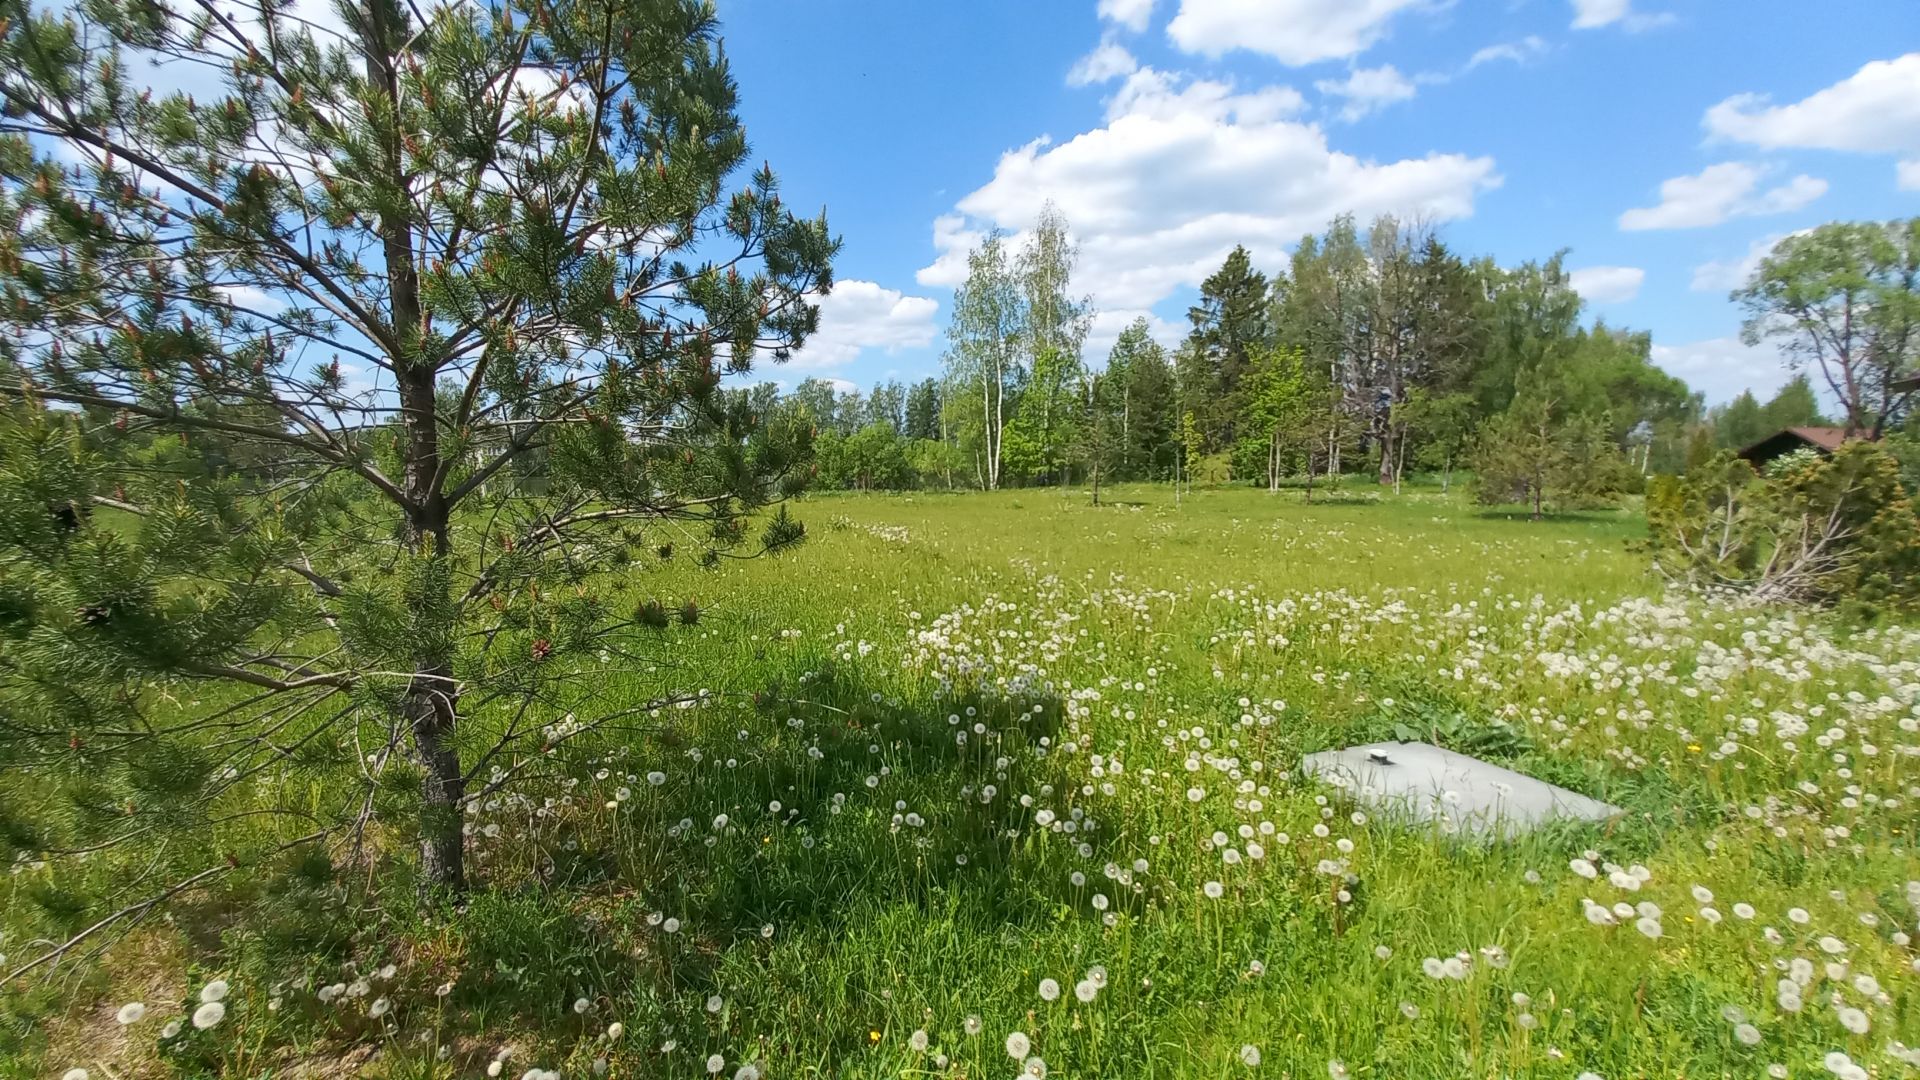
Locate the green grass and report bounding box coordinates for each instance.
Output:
[9,482,1919,1080]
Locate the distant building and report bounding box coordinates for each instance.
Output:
[1736,426,1853,468]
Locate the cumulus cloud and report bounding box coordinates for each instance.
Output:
[1618,163,1826,231]
[918,66,1500,323]
[1568,266,1644,305]
[786,280,939,370]
[1649,336,1791,406]
[1069,39,1140,87]
[1704,54,1920,155]
[1098,0,1156,33]
[1688,230,1811,293]
[1900,159,1920,191]
[1085,309,1186,366]
[1166,0,1426,66]
[1315,65,1417,122]
[1568,0,1674,31]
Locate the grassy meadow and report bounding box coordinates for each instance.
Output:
[8,483,1919,1080]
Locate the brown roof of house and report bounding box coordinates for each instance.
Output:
[1782,426,1850,451]
[1735,426,1853,463]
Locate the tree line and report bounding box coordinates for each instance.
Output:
[793,212,1918,515]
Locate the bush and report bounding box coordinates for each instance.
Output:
[1645,443,1920,610]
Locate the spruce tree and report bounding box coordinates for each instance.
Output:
[0,0,836,949]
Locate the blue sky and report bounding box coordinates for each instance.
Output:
[715,0,1919,405]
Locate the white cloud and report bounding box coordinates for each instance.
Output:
[786,280,939,370]
[1315,65,1417,122]
[1465,36,1550,70]
[918,66,1500,322]
[1899,159,1920,191]
[1649,336,1791,406]
[1705,54,1920,155]
[1568,266,1644,305]
[1618,163,1826,231]
[1069,40,1140,87]
[1166,0,1426,66]
[1098,0,1156,32]
[1688,230,1811,293]
[1569,0,1674,31]
[1086,309,1186,366]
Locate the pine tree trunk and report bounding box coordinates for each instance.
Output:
[370,0,465,896]
[406,671,464,892]
[1376,425,1395,486]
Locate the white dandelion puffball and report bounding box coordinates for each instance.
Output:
[1038,978,1060,1002]
[1203,881,1225,899]
[369,997,391,1018]
[192,1001,227,1029]
[160,1019,183,1039]
[607,1022,624,1040]
[705,994,724,1014]
[1022,1056,1047,1079]
[1735,1022,1761,1045]
[1239,1044,1262,1067]
[1328,1060,1349,1080]
[116,1001,147,1024]
[1005,1031,1031,1059]
[909,1029,929,1052]
[62,1070,88,1080]
[574,997,591,1014]
[1074,979,1098,1003]
[1836,1006,1869,1034]
[487,1060,505,1078]
[1635,916,1663,939]
[199,979,230,1003]
[706,1053,725,1074]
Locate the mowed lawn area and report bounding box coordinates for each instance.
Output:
[15,484,1919,1080]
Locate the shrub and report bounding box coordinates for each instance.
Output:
[1645,443,1920,609]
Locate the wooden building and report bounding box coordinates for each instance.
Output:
[1735,426,1852,467]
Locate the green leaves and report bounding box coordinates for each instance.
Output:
[1647,443,1920,611]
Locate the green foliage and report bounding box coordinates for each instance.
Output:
[1735,218,1920,437]
[1473,392,1627,517]
[0,0,836,920]
[1646,444,1920,609]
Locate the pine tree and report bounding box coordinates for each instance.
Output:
[1184,245,1272,450]
[0,0,836,936]
[1713,391,1767,450]
[1760,374,1826,431]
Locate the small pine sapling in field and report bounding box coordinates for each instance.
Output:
[0,0,839,978]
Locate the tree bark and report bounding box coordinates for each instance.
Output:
[368,0,465,895]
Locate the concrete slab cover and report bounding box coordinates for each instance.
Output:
[1299,741,1622,838]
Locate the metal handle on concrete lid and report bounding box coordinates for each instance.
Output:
[1367,749,1393,765]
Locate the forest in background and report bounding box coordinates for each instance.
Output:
[789,209,1914,511]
